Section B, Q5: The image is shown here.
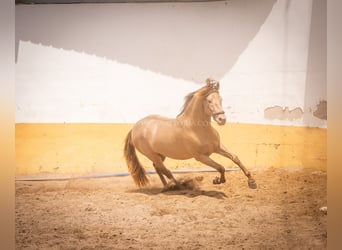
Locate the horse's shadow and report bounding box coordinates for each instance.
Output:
[127,175,228,199]
[127,186,228,200]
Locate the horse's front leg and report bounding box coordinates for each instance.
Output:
[194,154,226,184]
[216,144,257,189]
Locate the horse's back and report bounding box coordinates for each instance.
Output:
[133,115,173,133]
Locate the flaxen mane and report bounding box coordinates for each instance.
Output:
[177,78,220,117]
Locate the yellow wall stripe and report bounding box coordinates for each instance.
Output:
[15,123,326,177]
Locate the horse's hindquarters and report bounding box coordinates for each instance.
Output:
[131,116,195,161]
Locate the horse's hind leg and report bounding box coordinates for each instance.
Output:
[153,164,167,186]
[134,145,174,187]
[216,144,257,189]
[151,154,178,187]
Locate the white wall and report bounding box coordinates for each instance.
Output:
[221,0,326,127]
[15,0,326,127]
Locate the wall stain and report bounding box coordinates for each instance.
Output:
[264,106,303,121]
[313,100,327,120]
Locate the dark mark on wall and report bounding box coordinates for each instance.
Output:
[313,100,327,120]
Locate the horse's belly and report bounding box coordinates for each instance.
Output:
[158,148,193,160]
[152,136,216,160]
[152,139,193,160]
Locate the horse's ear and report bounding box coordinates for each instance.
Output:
[214,81,220,90]
[206,78,220,90]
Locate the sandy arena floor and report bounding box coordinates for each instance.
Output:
[15,167,327,249]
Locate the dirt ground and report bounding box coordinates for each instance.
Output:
[15,167,327,250]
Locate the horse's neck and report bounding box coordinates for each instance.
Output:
[177,96,211,124]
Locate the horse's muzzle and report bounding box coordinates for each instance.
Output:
[213,111,226,125]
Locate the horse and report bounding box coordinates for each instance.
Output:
[124,78,257,190]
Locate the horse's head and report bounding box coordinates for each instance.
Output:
[204,79,226,126]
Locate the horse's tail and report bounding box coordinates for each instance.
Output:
[124,130,149,187]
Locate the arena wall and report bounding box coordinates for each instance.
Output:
[15,0,326,177]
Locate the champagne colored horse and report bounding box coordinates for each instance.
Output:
[124,79,257,189]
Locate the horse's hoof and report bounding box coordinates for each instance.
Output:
[213,176,221,184]
[248,179,257,189]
